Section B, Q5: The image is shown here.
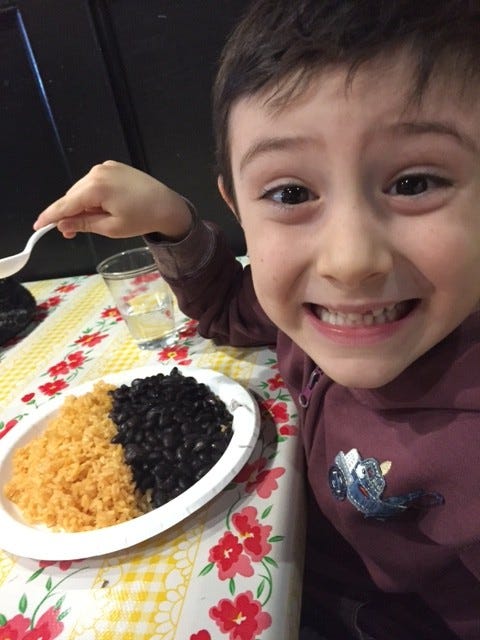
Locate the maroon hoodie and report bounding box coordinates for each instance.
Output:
[147,217,480,640]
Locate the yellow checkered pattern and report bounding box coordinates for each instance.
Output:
[0,554,15,588]
[67,521,204,640]
[0,277,109,410]
[194,345,259,384]
[0,269,287,639]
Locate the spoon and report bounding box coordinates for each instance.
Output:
[0,223,56,279]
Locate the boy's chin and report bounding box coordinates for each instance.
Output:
[318,358,409,390]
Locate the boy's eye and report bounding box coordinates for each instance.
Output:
[262,184,313,205]
[388,174,451,196]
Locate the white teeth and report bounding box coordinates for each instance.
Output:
[346,312,362,324]
[318,303,405,327]
[386,307,397,322]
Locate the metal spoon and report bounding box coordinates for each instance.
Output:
[0,223,56,279]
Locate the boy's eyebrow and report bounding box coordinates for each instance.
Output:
[392,121,478,152]
[238,122,477,174]
[239,136,312,173]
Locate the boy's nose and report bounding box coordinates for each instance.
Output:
[315,198,393,289]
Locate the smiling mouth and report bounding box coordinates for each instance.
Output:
[312,299,418,327]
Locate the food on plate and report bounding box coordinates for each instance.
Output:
[3,368,234,532]
[4,382,141,532]
[109,367,234,509]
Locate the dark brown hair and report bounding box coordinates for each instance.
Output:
[213,0,480,202]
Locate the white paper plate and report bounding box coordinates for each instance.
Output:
[0,364,260,560]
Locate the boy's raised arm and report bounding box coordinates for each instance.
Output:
[34,160,192,241]
[35,161,277,348]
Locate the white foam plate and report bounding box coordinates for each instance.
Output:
[0,364,260,560]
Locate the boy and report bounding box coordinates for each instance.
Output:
[35,1,480,638]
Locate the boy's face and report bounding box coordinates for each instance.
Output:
[220,54,480,388]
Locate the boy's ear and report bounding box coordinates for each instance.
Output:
[217,175,239,220]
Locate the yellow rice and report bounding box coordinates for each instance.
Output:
[3,381,142,532]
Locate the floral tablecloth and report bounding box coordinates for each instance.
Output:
[0,274,306,640]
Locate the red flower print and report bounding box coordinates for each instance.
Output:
[54,283,77,293]
[209,531,254,580]
[39,379,69,397]
[101,306,122,321]
[21,392,35,403]
[0,419,18,440]
[279,424,298,436]
[23,606,64,640]
[75,331,108,348]
[210,591,271,640]
[33,308,48,322]
[47,351,87,378]
[39,295,62,309]
[47,360,70,377]
[39,559,81,571]
[132,272,159,285]
[261,398,289,423]
[0,614,30,639]
[231,506,272,562]
[179,320,198,338]
[190,632,211,640]
[66,351,86,369]
[158,345,188,362]
[235,457,285,499]
[266,373,284,391]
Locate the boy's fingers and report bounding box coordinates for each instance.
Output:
[58,229,77,240]
[34,165,118,228]
[57,211,111,236]
[34,198,78,228]
[34,188,105,229]
[34,206,62,229]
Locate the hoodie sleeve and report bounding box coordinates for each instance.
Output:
[144,208,277,348]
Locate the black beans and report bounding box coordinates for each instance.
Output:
[108,367,233,509]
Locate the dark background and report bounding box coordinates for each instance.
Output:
[0,0,247,280]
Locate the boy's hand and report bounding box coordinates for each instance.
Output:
[34,160,192,241]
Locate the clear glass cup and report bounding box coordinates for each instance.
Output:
[97,247,178,350]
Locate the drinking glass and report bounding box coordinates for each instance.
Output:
[97,247,178,349]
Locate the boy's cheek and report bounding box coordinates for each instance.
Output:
[248,262,293,326]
